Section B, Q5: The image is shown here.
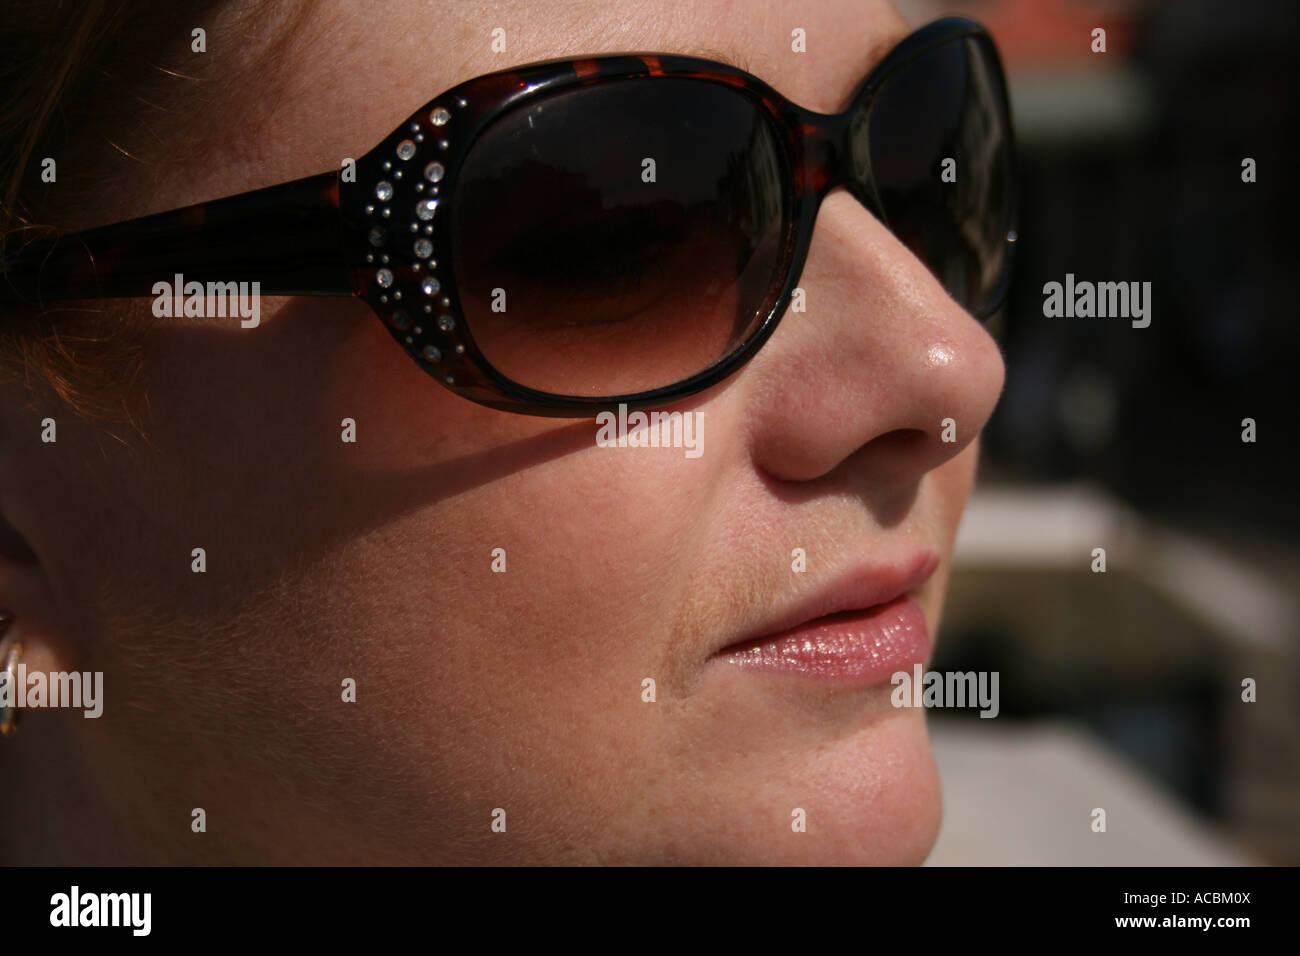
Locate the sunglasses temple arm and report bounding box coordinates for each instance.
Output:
[0,170,354,309]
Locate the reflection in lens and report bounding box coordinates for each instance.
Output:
[864,37,1013,313]
[450,79,787,396]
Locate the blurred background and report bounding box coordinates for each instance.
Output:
[895,0,1299,864]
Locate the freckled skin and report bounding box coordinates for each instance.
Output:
[0,0,1004,864]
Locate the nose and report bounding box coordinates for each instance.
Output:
[740,189,1006,488]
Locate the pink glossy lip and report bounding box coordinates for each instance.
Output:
[713,552,939,685]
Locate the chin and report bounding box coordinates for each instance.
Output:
[633,700,943,865]
[759,707,944,866]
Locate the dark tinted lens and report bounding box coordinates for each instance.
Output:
[865,36,1014,314]
[449,79,787,396]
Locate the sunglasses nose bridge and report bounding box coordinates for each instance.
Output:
[797,107,880,216]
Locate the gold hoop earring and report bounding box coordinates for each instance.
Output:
[0,610,20,737]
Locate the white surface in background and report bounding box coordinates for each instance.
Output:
[952,484,1141,566]
[952,484,1296,650]
[925,718,1254,866]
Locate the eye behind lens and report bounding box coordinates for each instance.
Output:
[449,77,789,397]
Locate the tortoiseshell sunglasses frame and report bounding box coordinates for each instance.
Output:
[0,16,1015,417]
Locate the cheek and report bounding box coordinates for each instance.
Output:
[308,437,726,851]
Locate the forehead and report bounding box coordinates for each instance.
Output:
[483,0,913,108]
[290,0,911,160]
[94,0,914,225]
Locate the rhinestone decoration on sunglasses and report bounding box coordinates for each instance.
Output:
[354,98,470,387]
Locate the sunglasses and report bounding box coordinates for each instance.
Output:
[1,16,1016,417]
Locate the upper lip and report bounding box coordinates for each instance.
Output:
[713,550,941,655]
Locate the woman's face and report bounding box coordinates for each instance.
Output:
[1,0,1004,863]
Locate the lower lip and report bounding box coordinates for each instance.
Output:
[716,597,930,685]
